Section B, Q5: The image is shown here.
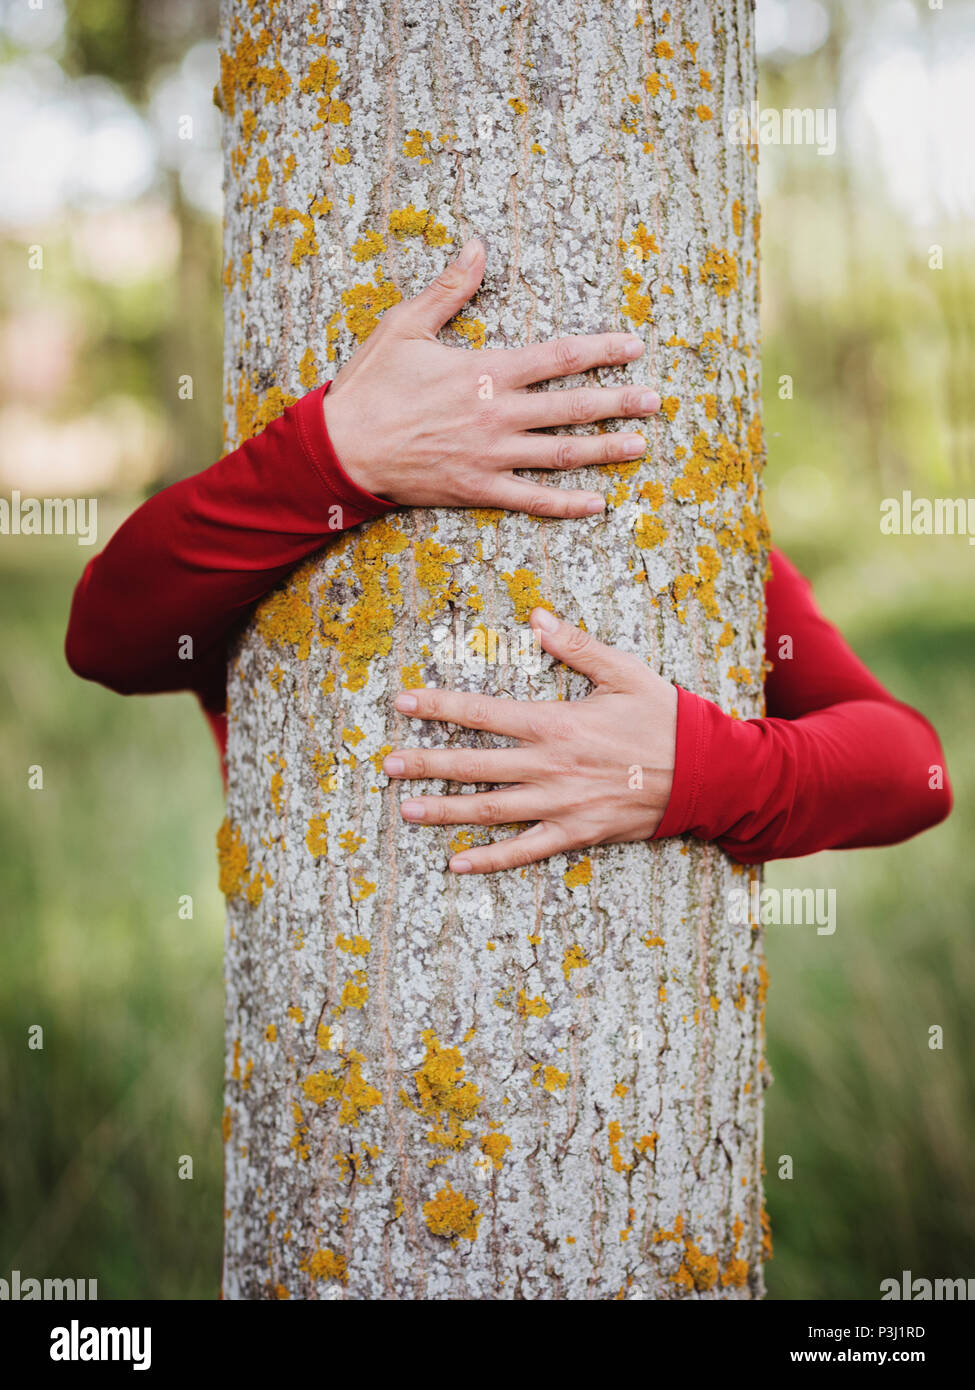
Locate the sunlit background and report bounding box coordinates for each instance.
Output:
[1,0,973,1299]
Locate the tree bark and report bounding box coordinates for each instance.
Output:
[219,0,770,1300]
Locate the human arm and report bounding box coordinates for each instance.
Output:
[380,550,952,872]
[650,548,952,863]
[65,238,659,721]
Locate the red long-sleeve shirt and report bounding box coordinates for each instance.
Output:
[65,382,952,864]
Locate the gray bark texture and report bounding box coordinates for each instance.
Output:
[218,0,770,1300]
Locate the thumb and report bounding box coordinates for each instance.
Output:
[529,608,645,692]
[401,237,486,338]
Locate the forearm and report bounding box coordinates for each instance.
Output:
[65,384,394,710]
[654,686,952,864]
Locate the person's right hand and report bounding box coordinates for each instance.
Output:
[322,238,660,517]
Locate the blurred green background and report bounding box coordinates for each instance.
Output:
[1,0,972,1299]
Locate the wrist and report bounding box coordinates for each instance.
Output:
[322,386,390,502]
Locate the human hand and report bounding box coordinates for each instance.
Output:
[323,238,661,517]
[382,608,677,873]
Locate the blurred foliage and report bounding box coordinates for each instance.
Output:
[1,0,972,1300]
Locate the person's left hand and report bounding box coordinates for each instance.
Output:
[383,608,677,874]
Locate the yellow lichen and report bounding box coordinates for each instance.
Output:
[303,1050,381,1127]
[219,27,291,121]
[305,812,329,858]
[414,538,461,621]
[629,222,659,260]
[622,267,652,327]
[541,1066,568,1092]
[318,517,409,689]
[516,989,550,1019]
[388,203,452,247]
[635,514,667,549]
[339,975,369,1011]
[608,1119,633,1173]
[307,1248,348,1284]
[234,376,297,446]
[561,943,589,982]
[500,568,552,623]
[351,874,376,900]
[269,206,319,266]
[298,347,318,389]
[681,1241,719,1291]
[336,933,371,956]
[699,246,738,298]
[216,817,249,899]
[351,229,386,262]
[450,315,487,349]
[563,857,592,889]
[400,1030,482,1150]
[480,1132,512,1171]
[255,560,317,660]
[423,1184,481,1241]
[341,270,403,342]
[402,127,434,159]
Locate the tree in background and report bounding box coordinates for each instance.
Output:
[219,0,769,1299]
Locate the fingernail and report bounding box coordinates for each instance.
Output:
[451,858,472,874]
[401,799,425,820]
[531,607,558,631]
[623,338,644,359]
[384,756,405,775]
[395,693,418,713]
[456,240,478,268]
[623,434,645,457]
[638,391,660,412]
[584,496,605,514]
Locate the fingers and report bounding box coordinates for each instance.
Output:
[505,429,647,472]
[506,383,660,432]
[503,333,645,388]
[485,475,606,518]
[528,608,644,691]
[449,821,570,874]
[398,787,545,828]
[394,686,540,740]
[395,238,486,338]
[383,746,543,784]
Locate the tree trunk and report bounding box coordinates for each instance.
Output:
[219,0,769,1300]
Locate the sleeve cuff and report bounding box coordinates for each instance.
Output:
[652,685,771,853]
[290,382,398,521]
[652,683,710,840]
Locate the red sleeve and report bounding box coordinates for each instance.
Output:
[65,383,396,728]
[652,548,952,863]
